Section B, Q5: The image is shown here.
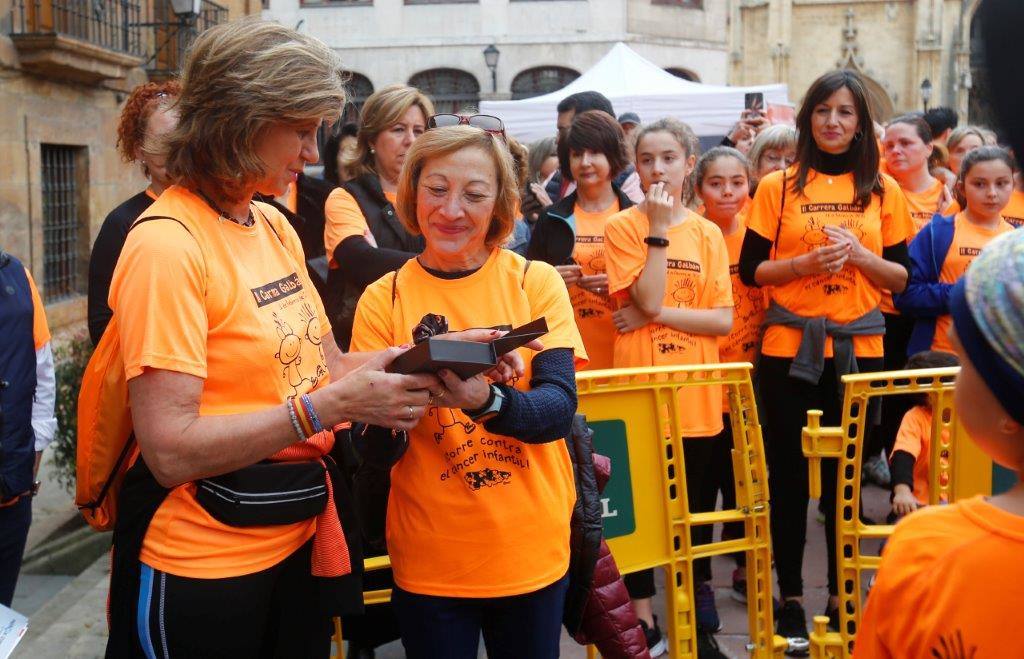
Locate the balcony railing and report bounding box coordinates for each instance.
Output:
[8,0,146,57]
[5,0,228,80]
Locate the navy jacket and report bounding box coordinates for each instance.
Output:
[893,213,956,355]
[0,252,38,499]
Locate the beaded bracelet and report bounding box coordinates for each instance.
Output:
[300,393,324,434]
[292,398,315,439]
[287,398,306,441]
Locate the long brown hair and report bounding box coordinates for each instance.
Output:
[792,69,882,207]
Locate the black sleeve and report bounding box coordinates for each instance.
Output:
[87,212,132,346]
[483,348,577,444]
[525,215,552,263]
[890,450,916,490]
[739,230,772,288]
[720,135,737,148]
[882,241,911,277]
[334,235,417,289]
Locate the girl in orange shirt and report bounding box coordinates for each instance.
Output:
[605,118,733,654]
[739,69,912,652]
[527,110,635,370]
[898,146,1016,356]
[871,115,956,482]
[693,147,766,604]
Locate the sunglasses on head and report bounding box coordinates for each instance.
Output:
[427,113,506,138]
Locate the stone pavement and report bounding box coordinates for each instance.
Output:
[11,481,891,659]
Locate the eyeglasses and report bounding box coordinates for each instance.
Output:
[427,113,506,138]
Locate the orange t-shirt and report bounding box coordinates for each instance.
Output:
[570,200,620,371]
[880,177,951,314]
[111,185,332,579]
[1000,188,1024,228]
[350,249,585,598]
[931,213,1013,353]
[25,268,51,349]
[323,187,397,267]
[746,168,913,359]
[855,496,1024,658]
[605,206,733,437]
[891,405,948,505]
[717,217,766,366]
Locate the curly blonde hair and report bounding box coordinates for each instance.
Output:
[396,126,519,250]
[164,19,347,201]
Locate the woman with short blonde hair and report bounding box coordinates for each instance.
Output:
[395,126,520,249]
[352,123,586,657]
[323,84,435,349]
[105,19,447,657]
[946,125,986,175]
[747,124,797,191]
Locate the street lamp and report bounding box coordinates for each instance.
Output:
[483,44,500,94]
[169,0,201,17]
[920,78,933,112]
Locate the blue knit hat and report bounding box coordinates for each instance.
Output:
[950,230,1024,425]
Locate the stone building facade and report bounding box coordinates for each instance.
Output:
[728,0,987,124]
[0,0,256,332]
[263,0,731,117]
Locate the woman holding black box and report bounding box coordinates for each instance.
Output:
[351,121,587,658]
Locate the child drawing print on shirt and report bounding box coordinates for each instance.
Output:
[464,468,513,491]
[273,313,306,396]
[299,302,328,384]
[801,218,829,248]
[670,277,698,307]
[428,406,477,444]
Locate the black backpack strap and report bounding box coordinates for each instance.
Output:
[130,215,193,236]
[773,172,786,253]
[521,259,533,289]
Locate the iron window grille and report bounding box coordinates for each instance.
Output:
[41,144,87,303]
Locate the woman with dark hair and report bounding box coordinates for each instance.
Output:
[87,80,180,345]
[527,110,634,370]
[323,85,434,349]
[739,69,913,653]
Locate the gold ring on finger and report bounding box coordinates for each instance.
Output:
[406,405,414,421]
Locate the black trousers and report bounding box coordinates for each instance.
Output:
[758,355,883,598]
[0,495,31,607]
[392,573,568,659]
[133,541,333,658]
[624,434,716,598]
[701,416,746,568]
[868,312,916,458]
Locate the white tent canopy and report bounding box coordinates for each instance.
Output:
[480,42,790,142]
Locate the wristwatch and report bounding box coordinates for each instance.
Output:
[644,236,670,248]
[464,384,507,422]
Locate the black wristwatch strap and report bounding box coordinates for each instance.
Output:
[644,236,670,248]
[462,384,497,418]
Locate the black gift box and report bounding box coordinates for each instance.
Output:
[385,318,549,378]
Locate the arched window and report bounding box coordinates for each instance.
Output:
[342,72,374,125]
[665,67,700,82]
[510,66,580,100]
[409,68,480,114]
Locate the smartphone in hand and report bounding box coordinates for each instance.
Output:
[745,92,765,118]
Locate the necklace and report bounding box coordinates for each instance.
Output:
[197,189,255,227]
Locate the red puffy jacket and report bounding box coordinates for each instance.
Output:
[564,419,651,659]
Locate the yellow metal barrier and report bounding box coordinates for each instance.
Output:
[576,364,785,658]
[335,363,787,658]
[800,366,995,658]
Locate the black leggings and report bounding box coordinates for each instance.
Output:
[869,312,916,458]
[624,434,716,598]
[702,417,745,568]
[758,356,883,598]
[134,541,333,658]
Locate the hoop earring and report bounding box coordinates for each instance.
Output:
[854,130,864,141]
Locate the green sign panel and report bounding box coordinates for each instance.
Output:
[590,420,637,539]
